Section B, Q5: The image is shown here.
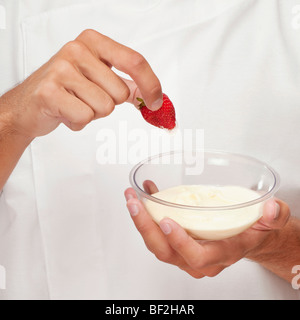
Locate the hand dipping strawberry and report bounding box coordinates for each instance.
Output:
[137,94,176,130]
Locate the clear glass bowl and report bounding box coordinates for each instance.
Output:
[129,150,280,240]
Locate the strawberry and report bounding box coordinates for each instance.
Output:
[137,94,176,130]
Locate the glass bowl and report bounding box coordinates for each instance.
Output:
[129,150,280,240]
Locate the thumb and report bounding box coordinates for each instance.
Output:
[253,198,290,231]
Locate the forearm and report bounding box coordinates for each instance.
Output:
[0,98,33,191]
[247,217,300,283]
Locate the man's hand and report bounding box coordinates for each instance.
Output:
[124,187,299,282]
[0,29,163,139]
[0,29,163,190]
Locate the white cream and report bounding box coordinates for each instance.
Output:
[143,185,263,240]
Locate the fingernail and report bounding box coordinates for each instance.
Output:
[160,221,172,235]
[128,204,139,217]
[151,98,163,111]
[274,202,280,220]
[125,193,133,201]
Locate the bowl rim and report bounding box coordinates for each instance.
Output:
[129,149,281,211]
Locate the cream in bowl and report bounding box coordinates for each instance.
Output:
[130,150,280,240]
[143,184,262,240]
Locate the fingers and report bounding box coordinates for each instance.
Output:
[124,188,229,278]
[60,41,130,106]
[76,29,163,110]
[125,187,292,280]
[252,198,290,231]
[159,218,230,272]
[78,60,130,107]
[45,58,116,126]
[47,30,163,134]
[60,64,116,119]
[9,30,162,138]
[124,188,185,266]
[46,87,94,131]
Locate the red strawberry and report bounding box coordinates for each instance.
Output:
[137,94,176,130]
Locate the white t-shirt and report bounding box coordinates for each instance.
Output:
[0,0,299,300]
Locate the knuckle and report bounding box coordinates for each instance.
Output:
[115,85,130,105]
[193,274,205,280]
[101,98,115,117]
[81,110,95,124]
[204,267,224,278]
[72,110,94,128]
[34,79,58,102]
[69,123,86,132]
[128,51,147,71]
[189,257,204,271]
[144,242,155,254]
[78,29,98,41]
[179,266,204,279]
[52,58,74,75]
[154,252,166,262]
[62,40,86,57]
[204,271,219,278]
[154,250,173,263]
[82,29,97,37]
[70,120,89,132]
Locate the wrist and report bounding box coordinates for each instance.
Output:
[245,217,294,263]
[245,229,280,262]
[245,218,300,282]
[0,96,33,145]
